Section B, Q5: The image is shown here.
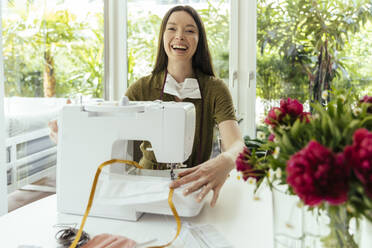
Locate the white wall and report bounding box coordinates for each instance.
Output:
[0,0,8,215]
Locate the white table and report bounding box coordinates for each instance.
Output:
[0,176,274,248]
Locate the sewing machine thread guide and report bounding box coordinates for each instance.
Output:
[169,163,185,180]
[170,163,176,180]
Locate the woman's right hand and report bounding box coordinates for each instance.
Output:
[81,233,136,248]
[48,99,71,144]
[48,119,58,144]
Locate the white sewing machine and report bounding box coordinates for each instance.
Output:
[57,98,205,221]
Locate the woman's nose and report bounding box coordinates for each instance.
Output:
[175,30,184,40]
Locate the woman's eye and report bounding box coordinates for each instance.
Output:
[167,27,176,31]
[186,30,195,33]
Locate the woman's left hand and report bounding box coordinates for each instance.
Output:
[169,152,235,207]
[170,120,244,208]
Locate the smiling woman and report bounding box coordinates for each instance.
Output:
[127,0,230,85]
[163,11,199,63]
[125,5,244,209]
[152,5,214,83]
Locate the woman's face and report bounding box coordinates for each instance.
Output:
[163,11,199,64]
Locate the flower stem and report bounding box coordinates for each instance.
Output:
[322,205,358,248]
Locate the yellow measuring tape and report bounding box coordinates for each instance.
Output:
[69,159,181,248]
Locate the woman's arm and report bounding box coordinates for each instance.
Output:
[169,120,244,207]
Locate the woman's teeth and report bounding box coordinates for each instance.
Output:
[172,45,187,50]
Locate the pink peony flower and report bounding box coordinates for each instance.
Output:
[268,133,275,142]
[344,128,372,198]
[300,112,311,123]
[286,141,350,206]
[236,147,264,181]
[264,98,308,128]
[264,107,283,127]
[360,95,372,103]
[360,95,372,113]
[280,98,303,118]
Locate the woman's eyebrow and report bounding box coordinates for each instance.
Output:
[185,24,197,29]
[167,22,197,29]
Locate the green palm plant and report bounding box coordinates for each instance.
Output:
[199,0,229,80]
[2,1,87,97]
[2,2,43,96]
[58,13,104,98]
[258,0,372,105]
[36,10,86,97]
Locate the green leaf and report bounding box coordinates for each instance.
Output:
[281,132,296,154]
[290,118,302,138]
[361,116,372,128]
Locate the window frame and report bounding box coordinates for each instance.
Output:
[0,0,8,215]
[229,0,257,138]
[104,0,127,101]
[235,0,256,138]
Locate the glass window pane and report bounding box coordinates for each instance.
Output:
[2,0,103,194]
[334,21,372,96]
[127,0,230,85]
[2,0,104,98]
[256,0,372,126]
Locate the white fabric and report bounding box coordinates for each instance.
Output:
[96,173,170,205]
[95,172,202,210]
[177,223,234,248]
[163,73,201,100]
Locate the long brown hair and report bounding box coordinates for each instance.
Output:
[152,5,215,77]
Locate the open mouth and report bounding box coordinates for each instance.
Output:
[171,44,188,51]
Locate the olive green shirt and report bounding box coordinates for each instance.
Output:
[125,70,236,169]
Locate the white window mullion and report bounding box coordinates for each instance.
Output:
[235,0,256,138]
[0,0,8,215]
[229,0,239,112]
[104,0,127,101]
